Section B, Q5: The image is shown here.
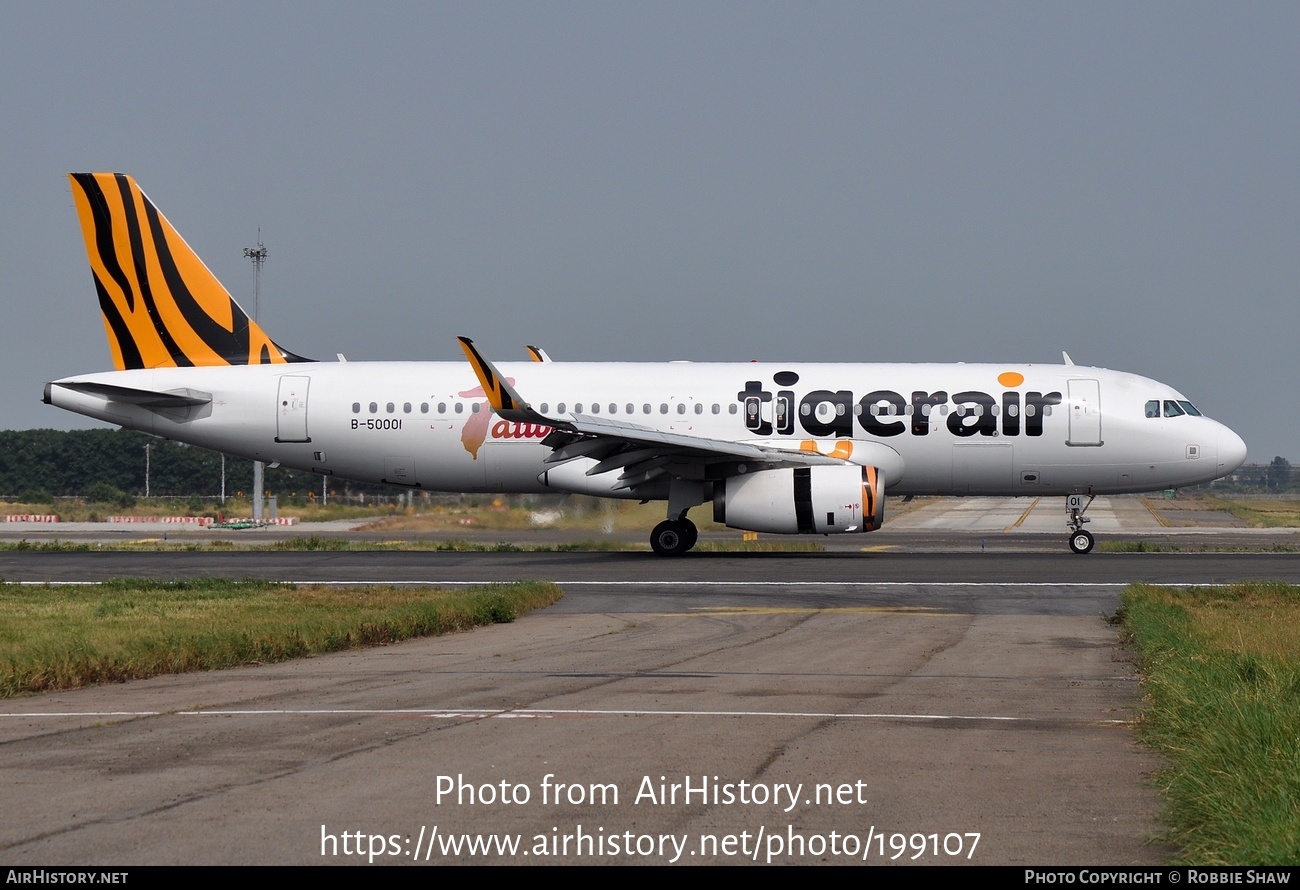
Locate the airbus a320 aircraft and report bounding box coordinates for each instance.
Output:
[45,173,1248,555]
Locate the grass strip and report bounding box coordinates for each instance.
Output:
[0,578,561,697]
[1122,581,1300,864]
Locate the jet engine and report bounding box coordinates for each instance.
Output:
[713,465,884,535]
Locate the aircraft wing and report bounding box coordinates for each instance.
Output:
[458,337,853,492]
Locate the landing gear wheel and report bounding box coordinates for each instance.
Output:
[650,519,694,557]
[1069,530,1095,554]
[681,519,698,551]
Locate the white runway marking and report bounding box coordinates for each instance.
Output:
[1,706,1125,724]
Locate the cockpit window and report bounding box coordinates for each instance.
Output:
[1163,400,1185,417]
[1145,400,1160,418]
[1178,400,1202,416]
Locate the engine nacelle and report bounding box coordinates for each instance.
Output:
[713,465,884,535]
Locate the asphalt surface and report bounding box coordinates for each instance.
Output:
[1,498,1297,865]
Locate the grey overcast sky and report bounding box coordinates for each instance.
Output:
[2,2,1295,460]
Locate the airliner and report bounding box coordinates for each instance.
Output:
[44,173,1248,555]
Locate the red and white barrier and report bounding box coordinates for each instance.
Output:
[2,514,60,522]
[107,516,215,526]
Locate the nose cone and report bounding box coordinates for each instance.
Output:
[1216,424,1248,475]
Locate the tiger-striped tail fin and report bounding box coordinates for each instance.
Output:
[69,172,311,369]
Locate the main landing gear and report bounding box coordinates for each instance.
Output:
[650,518,698,557]
[1067,493,1095,554]
[651,478,705,556]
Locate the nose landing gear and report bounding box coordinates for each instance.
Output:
[1067,493,1095,554]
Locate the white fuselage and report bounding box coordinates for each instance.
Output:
[46,360,1248,499]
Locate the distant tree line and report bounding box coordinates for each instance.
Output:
[0,428,1294,503]
[1207,456,1295,494]
[0,429,397,503]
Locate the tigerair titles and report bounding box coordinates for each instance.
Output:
[737,371,1063,440]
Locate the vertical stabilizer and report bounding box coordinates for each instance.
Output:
[69,172,310,369]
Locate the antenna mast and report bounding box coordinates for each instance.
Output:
[243,231,268,323]
[244,231,268,522]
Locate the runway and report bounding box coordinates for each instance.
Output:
[2,504,1297,865]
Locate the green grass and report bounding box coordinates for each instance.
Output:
[1122,582,1300,864]
[1100,540,1180,553]
[0,578,561,697]
[1202,497,1300,529]
[1099,540,1300,554]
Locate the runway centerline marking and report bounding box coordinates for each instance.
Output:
[0,706,1128,725]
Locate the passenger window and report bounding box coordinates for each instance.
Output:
[591,403,600,414]
[711,404,720,414]
[728,404,737,414]
[471,403,480,413]
[352,402,360,413]
[369,402,378,414]
[403,402,412,413]
[677,404,686,414]
[694,403,703,414]
[661,404,669,414]
[575,403,584,413]
[454,403,463,414]
[557,403,566,413]
[539,403,549,413]
[643,404,651,414]
[437,402,446,414]
[386,402,395,414]
[420,403,429,413]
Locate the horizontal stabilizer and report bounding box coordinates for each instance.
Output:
[46,381,212,409]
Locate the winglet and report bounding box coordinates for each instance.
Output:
[1062,351,1075,366]
[457,337,552,424]
[525,344,551,363]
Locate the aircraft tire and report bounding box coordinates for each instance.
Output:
[1068,530,1095,554]
[681,519,698,551]
[650,519,693,557]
